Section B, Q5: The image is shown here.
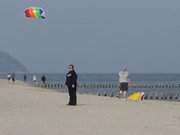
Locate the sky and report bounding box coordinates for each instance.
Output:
[1,0,180,73]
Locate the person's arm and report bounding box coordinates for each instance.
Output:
[71,72,77,88]
[65,74,68,86]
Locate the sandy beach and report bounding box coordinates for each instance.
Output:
[0,79,180,135]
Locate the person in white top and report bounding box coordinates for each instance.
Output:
[7,73,11,82]
[119,66,129,98]
[32,75,37,82]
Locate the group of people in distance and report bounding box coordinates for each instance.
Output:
[31,74,47,84]
[7,73,16,83]
[7,64,129,106]
[7,73,47,84]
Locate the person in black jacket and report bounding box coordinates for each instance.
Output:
[41,75,47,84]
[11,73,15,83]
[65,64,78,105]
[24,74,27,82]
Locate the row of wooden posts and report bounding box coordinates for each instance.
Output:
[33,82,119,89]
[30,81,180,101]
[97,92,180,101]
[31,81,180,89]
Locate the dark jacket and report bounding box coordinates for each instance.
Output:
[41,75,46,83]
[65,70,77,88]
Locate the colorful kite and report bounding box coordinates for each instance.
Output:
[24,7,46,19]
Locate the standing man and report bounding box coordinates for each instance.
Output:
[32,75,37,82]
[11,73,16,83]
[41,75,47,84]
[24,74,27,82]
[65,64,78,106]
[119,66,129,98]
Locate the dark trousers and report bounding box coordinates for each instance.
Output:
[68,86,77,105]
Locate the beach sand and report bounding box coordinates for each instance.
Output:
[0,79,180,135]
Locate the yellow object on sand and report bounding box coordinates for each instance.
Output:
[128,92,144,101]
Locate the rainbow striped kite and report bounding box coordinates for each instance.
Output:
[24,7,46,19]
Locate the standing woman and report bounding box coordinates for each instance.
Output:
[65,64,78,105]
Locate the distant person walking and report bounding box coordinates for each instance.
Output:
[7,73,11,82]
[41,75,46,84]
[11,73,16,83]
[119,66,129,98]
[24,74,27,82]
[32,75,37,82]
[65,64,78,106]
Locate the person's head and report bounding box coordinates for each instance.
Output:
[68,64,74,71]
[121,65,128,72]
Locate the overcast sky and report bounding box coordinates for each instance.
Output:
[1,0,180,73]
